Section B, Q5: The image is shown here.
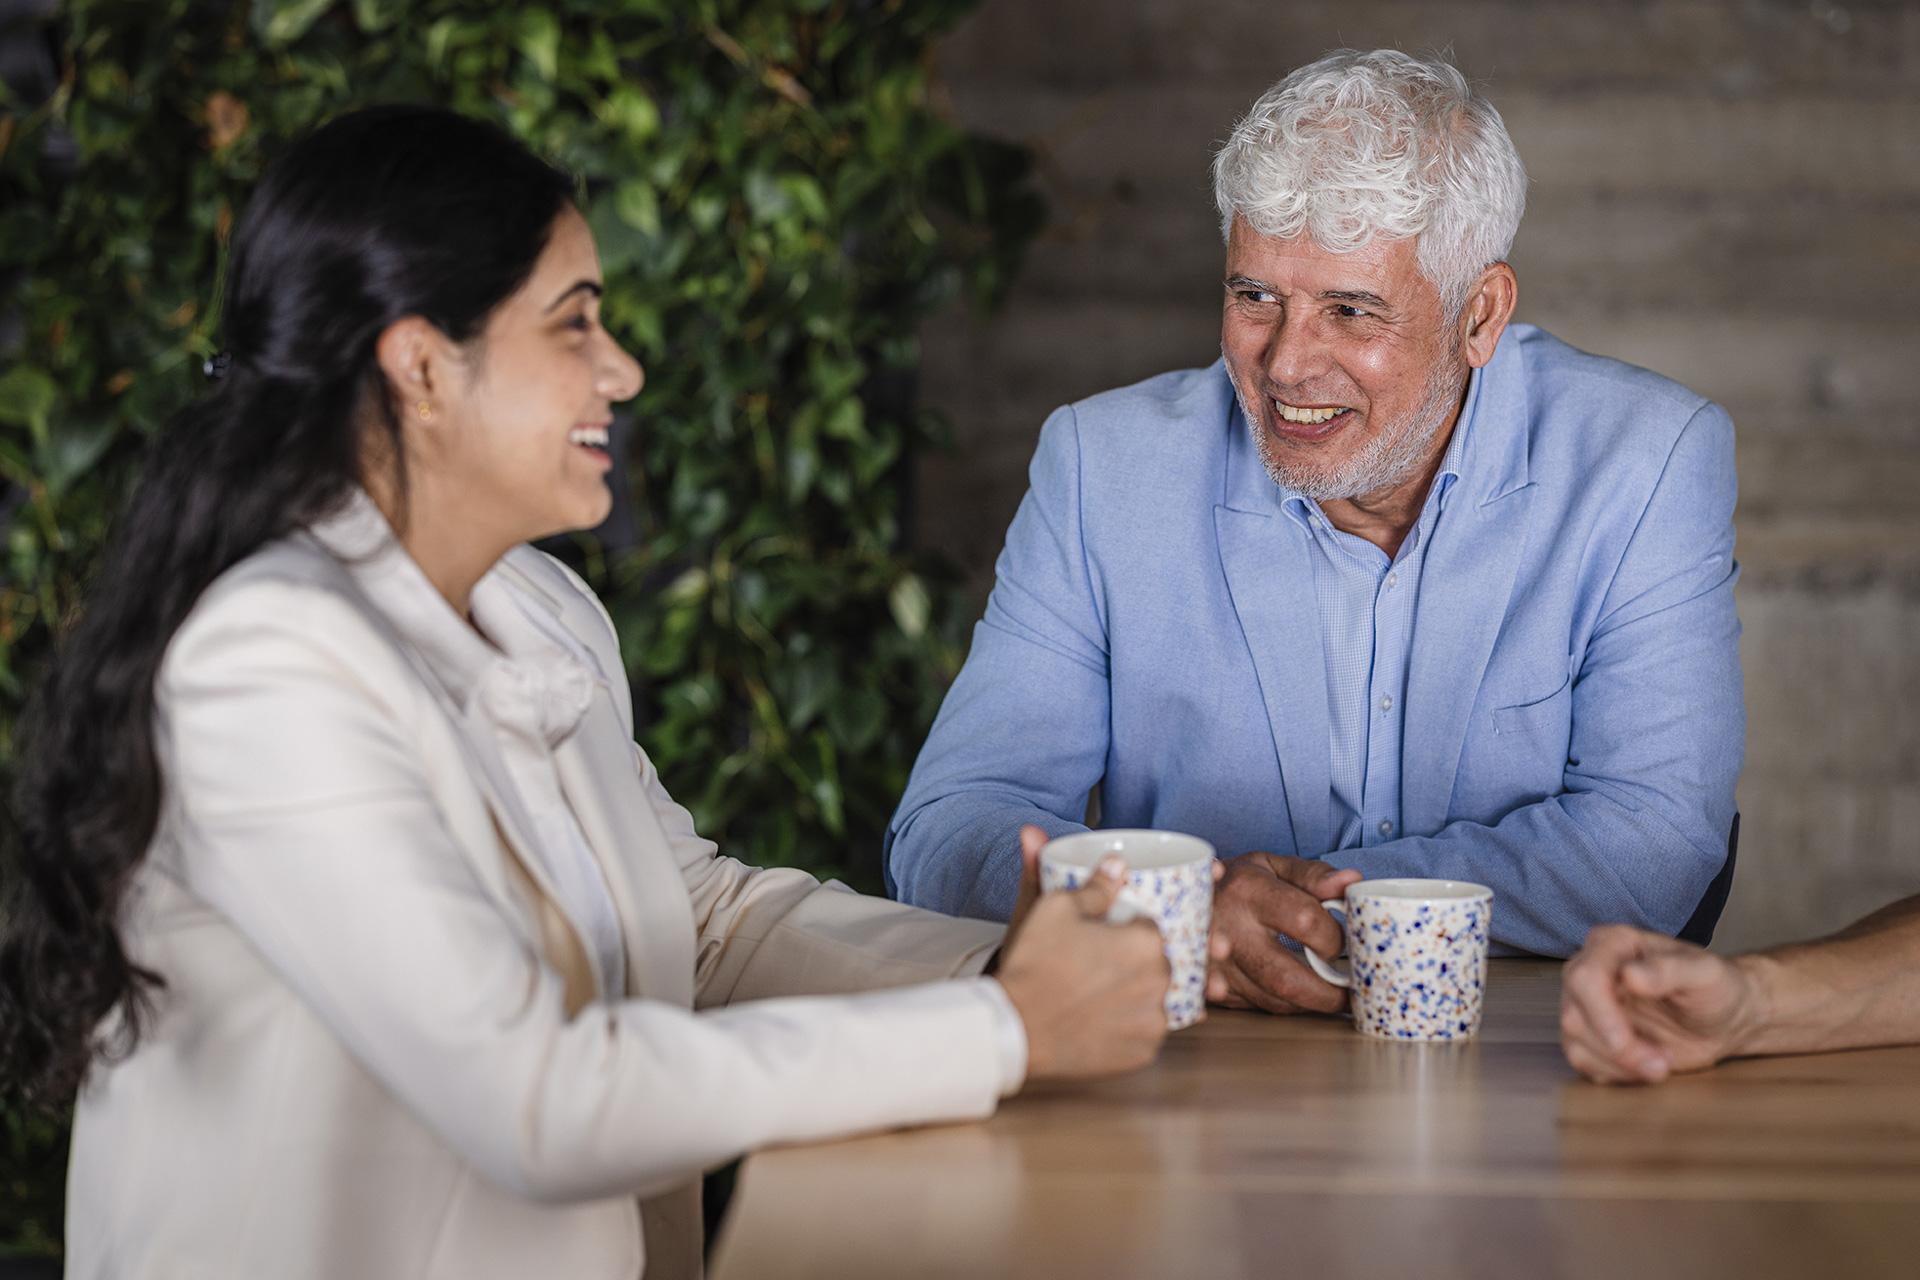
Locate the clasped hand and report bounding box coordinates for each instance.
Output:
[1559,925,1766,1083]
[1206,851,1362,1014]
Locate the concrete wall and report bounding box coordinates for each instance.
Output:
[916,0,1920,952]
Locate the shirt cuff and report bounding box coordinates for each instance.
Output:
[971,976,1029,1097]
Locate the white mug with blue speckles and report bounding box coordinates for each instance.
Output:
[1039,830,1215,1030]
[1303,879,1494,1042]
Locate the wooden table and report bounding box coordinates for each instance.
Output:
[709,959,1920,1279]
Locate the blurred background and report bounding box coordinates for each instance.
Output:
[913,0,1920,955]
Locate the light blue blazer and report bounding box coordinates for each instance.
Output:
[887,325,1744,957]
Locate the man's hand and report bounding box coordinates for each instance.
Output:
[995,845,1172,1080]
[1559,924,1766,1083]
[1206,851,1362,1014]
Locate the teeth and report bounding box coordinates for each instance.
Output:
[1275,402,1345,425]
[569,426,609,447]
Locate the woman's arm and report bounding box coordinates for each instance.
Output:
[1559,898,1920,1083]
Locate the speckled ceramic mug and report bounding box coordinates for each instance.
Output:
[1302,879,1494,1042]
[1039,830,1215,1031]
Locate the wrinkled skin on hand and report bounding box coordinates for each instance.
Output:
[1205,851,1362,1015]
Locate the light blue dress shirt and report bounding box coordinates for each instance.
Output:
[1286,368,1479,854]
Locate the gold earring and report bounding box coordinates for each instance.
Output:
[417,400,432,421]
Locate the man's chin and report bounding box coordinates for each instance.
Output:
[1256,428,1368,499]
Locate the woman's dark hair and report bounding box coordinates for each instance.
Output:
[1,105,574,1104]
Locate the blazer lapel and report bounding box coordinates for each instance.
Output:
[265,535,559,929]
[1402,336,1536,835]
[1214,411,1333,857]
[554,704,699,1009]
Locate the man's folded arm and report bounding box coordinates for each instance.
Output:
[1326,403,1745,956]
[888,406,1112,921]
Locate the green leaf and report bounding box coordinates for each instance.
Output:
[743,169,788,224]
[251,0,340,48]
[516,10,561,82]
[36,416,116,497]
[889,573,931,639]
[350,0,406,34]
[599,86,659,142]
[0,365,56,447]
[823,397,864,441]
[614,178,661,235]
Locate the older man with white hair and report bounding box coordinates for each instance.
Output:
[886,50,1744,1013]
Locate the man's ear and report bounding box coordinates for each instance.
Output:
[1460,262,1518,369]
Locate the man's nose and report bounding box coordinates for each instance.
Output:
[1264,311,1331,389]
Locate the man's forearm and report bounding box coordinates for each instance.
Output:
[1321,790,1725,957]
[889,797,1086,921]
[1733,894,1920,1058]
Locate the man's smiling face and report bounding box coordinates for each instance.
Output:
[1220,216,1469,502]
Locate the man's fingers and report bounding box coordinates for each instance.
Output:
[1619,950,1713,1001]
[1560,997,1664,1084]
[1562,942,1646,1054]
[1312,867,1363,901]
[1219,919,1344,1013]
[1211,955,1308,1014]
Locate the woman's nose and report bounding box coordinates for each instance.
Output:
[600,335,644,402]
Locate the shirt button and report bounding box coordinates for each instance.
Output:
[1378,693,1393,711]
[1386,571,1399,589]
[1378,819,1394,837]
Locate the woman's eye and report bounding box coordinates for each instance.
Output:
[563,314,593,332]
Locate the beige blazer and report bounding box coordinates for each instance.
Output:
[66,533,1006,1280]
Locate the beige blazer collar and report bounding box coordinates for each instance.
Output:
[293,496,696,1007]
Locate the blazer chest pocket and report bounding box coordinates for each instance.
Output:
[1491,668,1572,740]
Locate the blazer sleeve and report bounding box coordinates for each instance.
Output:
[510,544,1008,1004]
[885,403,1115,920]
[627,741,1007,1009]
[157,581,1006,1205]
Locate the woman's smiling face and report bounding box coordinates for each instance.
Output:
[423,205,645,543]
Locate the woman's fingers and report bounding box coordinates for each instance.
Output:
[1018,825,1047,888]
[1069,854,1130,920]
[1003,825,1051,944]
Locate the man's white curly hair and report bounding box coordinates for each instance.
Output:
[1213,49,1528,317]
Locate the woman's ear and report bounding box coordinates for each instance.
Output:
[374,316,447,420]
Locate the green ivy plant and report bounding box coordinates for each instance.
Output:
[0,0,1041,1254]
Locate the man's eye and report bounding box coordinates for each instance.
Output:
[1240,290,1277,305]
[1334,304,1369,318]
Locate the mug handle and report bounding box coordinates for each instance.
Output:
[1301,897,1351,988]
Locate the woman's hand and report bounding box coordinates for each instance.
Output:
[994,830,1171,1080]
[1559,924,1767,1083]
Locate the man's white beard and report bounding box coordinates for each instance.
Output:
[1234,357,1467,501]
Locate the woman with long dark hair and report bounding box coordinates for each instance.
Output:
[0,105,1169,1280]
